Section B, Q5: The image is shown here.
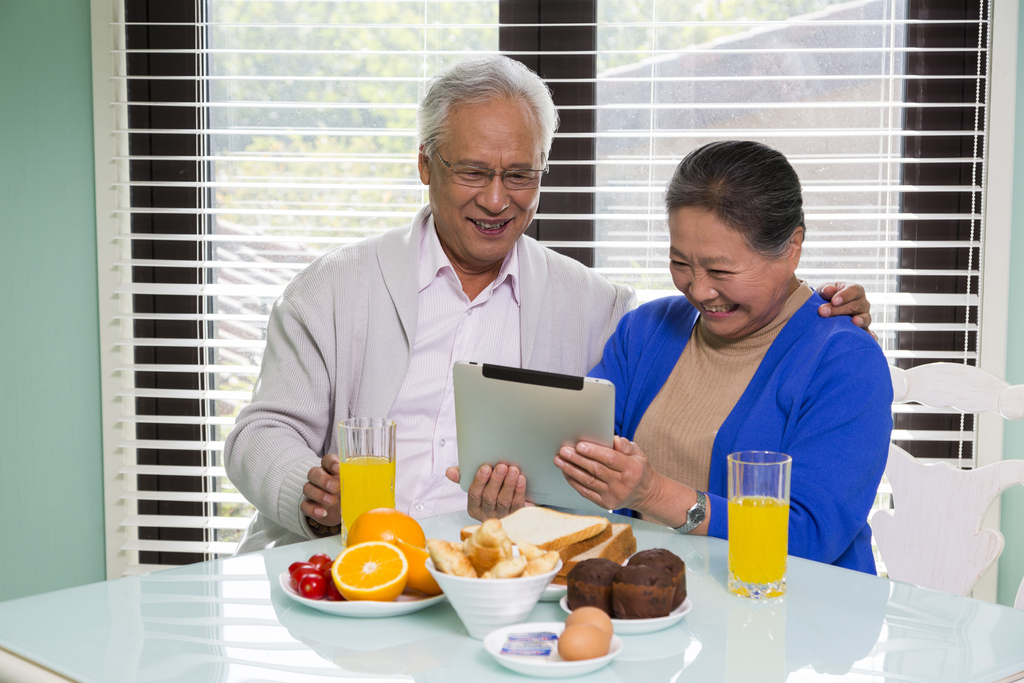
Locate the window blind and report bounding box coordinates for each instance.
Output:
[104,0,989,571]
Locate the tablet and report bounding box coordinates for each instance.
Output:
[453,361,615,514]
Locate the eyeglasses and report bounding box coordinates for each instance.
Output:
[431,145,548,190]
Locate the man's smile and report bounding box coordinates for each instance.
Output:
[471,218,512,231]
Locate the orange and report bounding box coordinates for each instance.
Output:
[346,508,427,549]
[331,541,408,601]
[396,539,443,596]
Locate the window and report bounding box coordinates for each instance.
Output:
[97,0,993,574]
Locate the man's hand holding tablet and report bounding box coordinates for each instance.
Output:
[445,462,527,521]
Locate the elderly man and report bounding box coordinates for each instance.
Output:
[224,56,871,553]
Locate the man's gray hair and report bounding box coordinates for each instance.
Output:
[418,56,559,161]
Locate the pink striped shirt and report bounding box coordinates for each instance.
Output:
[388,215,522,519]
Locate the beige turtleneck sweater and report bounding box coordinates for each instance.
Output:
[633,282,813,493]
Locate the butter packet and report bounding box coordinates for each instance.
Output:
[500,641,554,656]
[500,631,559,656]
[505,631,558,643]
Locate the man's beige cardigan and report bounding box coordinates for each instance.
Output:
[225,205,636,553]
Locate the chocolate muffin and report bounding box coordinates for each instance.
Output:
[611,565,674,619]
[566,558,621,614]
[628,548,686,609]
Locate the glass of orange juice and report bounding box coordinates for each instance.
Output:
[727,451,792,599]
[338,418,397,545]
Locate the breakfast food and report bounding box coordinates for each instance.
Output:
[482,556,528,579]
[628,548,686,609]
[554,524,614,564]
[557,623,610,661]
[347,507,427,548]
[459,509,623,587]
[286,509,443,602]
[565,547,687,619]
[427,517,562,580]
[553,523,637,586]
[515,540,546,561]
[566,558,621,613]
[611,565,674,619]
[297,572,327,599]
[426,539,478,578]
[463,519,514,574]
[564,606,614,640]
[289,555,344,601]
[332,541,409,601]
[523,550,560,576]
[460,507,610,551]
[395,539,443,595]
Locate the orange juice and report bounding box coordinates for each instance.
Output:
[340,456,396,534]
[728,495,789,593]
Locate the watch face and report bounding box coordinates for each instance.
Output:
[676,493,707,533]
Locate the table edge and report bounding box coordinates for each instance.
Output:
[0,646,78,683]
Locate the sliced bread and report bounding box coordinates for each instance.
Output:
[459,507,610,552]
[556,523,613,563]
[552,523,636,585]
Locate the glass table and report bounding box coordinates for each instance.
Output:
[1,511,1023,682]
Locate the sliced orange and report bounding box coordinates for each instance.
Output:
[396,539,443,596]
[347,508,427,549]
[332,541,408,601]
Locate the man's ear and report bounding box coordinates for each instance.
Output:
[417,146,431,186]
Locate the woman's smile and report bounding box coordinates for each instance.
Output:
[702,303,739,316]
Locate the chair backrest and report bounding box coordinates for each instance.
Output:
[871,363,1024,603]
[889,363,1024,418]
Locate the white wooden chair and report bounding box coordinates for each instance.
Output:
[870,363,1024,608]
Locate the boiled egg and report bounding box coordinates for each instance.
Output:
[558,624,610,661]
[565,605,614,640]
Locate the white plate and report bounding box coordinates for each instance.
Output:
[279,572,446,617]
[540,582,567,602]
[483,621,623,679]
[559,596,692,635]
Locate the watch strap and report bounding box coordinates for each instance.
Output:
[673,490,707,534]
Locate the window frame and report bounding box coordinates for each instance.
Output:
[972,0,1018,603]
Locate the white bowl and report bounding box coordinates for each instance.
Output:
[425,557,562,639]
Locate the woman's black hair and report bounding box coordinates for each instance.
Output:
[664,140,804,258]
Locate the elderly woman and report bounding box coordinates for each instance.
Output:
[554,140,892,574]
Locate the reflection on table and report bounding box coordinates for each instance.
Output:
[0,511,1022,682]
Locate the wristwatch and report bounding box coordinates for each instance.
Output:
[673,491,707,534]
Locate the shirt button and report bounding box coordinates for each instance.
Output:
[440,439,446,447]
[415,504,425,512]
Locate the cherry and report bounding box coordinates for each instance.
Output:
[324,579,344,601]
[308,553,332,573]
[290,563,321,589]
[289,561,315,578]
[298,573,327,600]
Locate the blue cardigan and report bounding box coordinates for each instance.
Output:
[590,293,892,574]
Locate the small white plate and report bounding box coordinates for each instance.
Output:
[540,582,567,602]
[483,621,623,679]
[279,572,446,617]
[559,596,692,635]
